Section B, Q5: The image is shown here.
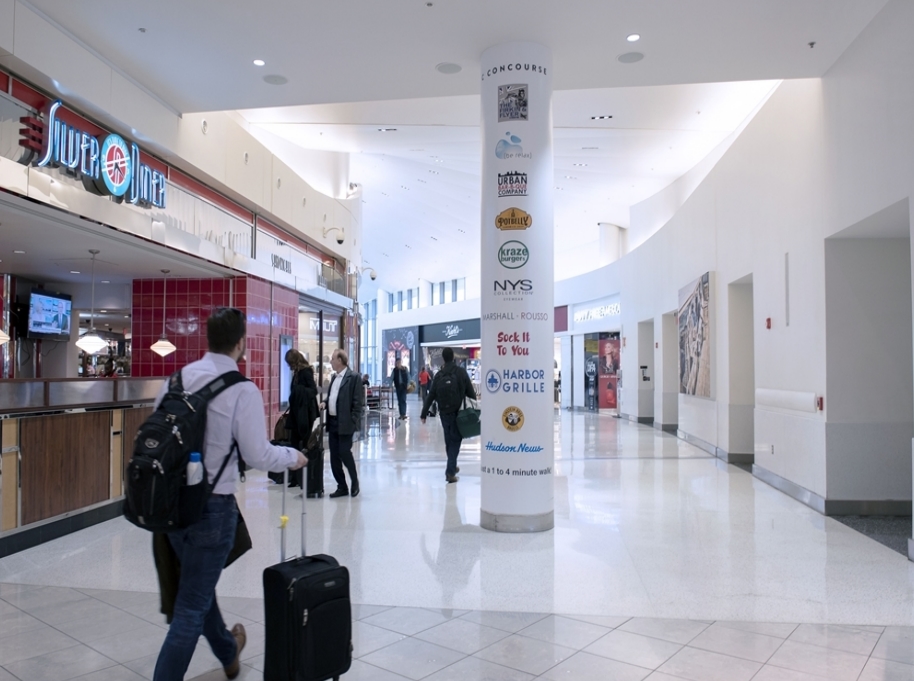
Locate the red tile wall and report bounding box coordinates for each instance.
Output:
[132,276,299,433]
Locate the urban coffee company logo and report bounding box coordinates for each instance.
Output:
[498,241,529,269]
[498,171,527,197]
[498,84,528,122]
[496,208,532,231]
[21,100,166,208]
[495,133,531,160]
[502,406,525,432]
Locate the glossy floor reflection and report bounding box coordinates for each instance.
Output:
[3,401,914,678]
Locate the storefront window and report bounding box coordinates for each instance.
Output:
[298,308,342,386]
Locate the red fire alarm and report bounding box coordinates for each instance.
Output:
[817,396,824,411]
[766,317,772,329]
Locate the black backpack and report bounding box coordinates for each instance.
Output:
[124,370,249,532]
[434,366,464,413]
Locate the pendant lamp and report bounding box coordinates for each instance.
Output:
[150,269,176,357]
[75,249,108,355]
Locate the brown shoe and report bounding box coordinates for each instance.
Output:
[224,623,246,679]
[446,474,459,483]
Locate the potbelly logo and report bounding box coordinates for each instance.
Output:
[498,241,529,269]
[498,84,528,122]
[502,406,525,432]
[496,208,532,231]
[498,171,527,197]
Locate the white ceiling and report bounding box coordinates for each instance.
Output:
[10,1,892,298]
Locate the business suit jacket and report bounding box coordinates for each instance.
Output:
[328,368,363,435]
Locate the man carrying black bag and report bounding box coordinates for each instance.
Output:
[151,309,307,681]
[421,347,477,483]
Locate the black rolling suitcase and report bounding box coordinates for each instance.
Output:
[263,469,352,681]
[305,415,325,498]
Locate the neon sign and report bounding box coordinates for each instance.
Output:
[22,100,166,209]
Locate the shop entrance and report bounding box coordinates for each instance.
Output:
[727,275,755,462]
[583,331,620,412]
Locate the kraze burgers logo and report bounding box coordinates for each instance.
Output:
[498,241,529,269]
[23,100,166,208]
[502,406,525,432]
[495,133,531,160]
[495,208,532,231]
[498,83,528,122]
[486,368,547,394]
[498,171,527,197]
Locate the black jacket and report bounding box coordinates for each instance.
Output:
[391,366,409,393]
[327,368,363,435]
[422,362,476,417]
[288,366,319,448]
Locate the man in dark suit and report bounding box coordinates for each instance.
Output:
[321,349,363,498]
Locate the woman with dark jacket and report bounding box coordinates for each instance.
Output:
[285,349,320,492]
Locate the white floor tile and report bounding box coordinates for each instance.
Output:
[353,620,408,657]
[872,626,914,665]
[341,659,414,680]
[362,606,457,636]
[788,623,881,656]
[538,651,652,681]
[422,656,535,681]
[688,622,784,663]
[656,646,762,681]
[459,611,549,634]
[859,656,914,681]
[618,618,711,645]
[766,639,868,681]
[474,634,576,676]
[0,627,80,666]
[751,666,832,681]
[70,668,148,681]
[713,621,798,639]
[584,629,682,669]
[3,643,116,681]
[359,637,465,680]
[414,617,511,655]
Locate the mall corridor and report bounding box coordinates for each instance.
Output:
[1,403,913,680]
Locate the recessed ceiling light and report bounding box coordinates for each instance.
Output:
[591,115,613,120]
[618,52,644,64]
[436,62,462,75]
[573,163,587,167]
[70,270,80,274]
[138,27,147,33]
[263,74,288,85]
[124,315,130,318]
[378,128,397,132]
[253,59,265,66]
[100,310,107,313]
[13,250,24,254]
[627,33,641,42]
[582,147,599,150]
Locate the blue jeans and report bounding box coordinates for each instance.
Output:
[440,412,462,477]
[153,495,238,681]
[396,389,407,417]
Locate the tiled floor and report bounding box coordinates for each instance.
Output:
[2,401,914,679]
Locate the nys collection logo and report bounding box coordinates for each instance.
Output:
[493,279,533,299]
[495,133,531,160]
[498,241,528,269]
[498,83,528,122]
[502,406,525,432]
[498,171,527,197]
[496,208,531,231]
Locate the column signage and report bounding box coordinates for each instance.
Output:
[20,100,166,208]
[480,42,554,533]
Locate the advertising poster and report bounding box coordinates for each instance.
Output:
[678,272,712,397]
[382,326,419,385]
[480,42,555,531]
[599,337,620,410]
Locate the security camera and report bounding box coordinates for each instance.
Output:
[336,236,344,245]
[370,271,377,281]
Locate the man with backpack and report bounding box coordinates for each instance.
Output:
[420,347,477,482]
[145,308,307,681]
[391,356,410,420]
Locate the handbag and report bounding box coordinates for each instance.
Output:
[456,396,481,438]
[273,409,291,442]
[306,415,324,451]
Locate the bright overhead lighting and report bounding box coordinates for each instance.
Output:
[573,163,588,167]
[378,128,397,132]
[627,34,641,42]
[151,269,176,357]
[101,280,110,284]
[76,331,107,355]
[253,59,265,66]
[591,115,613,120]
[70,270,80,274]
[100,310,107,313]
[564,176,577,180]
[13,250,24,254]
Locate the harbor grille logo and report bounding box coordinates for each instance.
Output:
[498,84,528,122]
[498,171,527,197]
[495,208,532,230]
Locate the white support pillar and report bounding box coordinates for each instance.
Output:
[480,42,554,533]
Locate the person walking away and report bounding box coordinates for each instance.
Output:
[321,349,363,498]
[391,357,409,420]
[421,347,477,482]
[153,308,307,681]
[418,365,431,404]
[284,349,320,490]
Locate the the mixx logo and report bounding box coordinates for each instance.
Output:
[495,133,531,160]
[486,368,547,394]
[498,241,528,269]
[21,101,166,209]
[498,171,527,197]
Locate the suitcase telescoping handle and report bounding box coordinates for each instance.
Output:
[279,463,307,562]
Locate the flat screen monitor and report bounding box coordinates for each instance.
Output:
[279,334,294,410]
[27,289,72,341]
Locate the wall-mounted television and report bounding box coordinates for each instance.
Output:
[28,289,72,341]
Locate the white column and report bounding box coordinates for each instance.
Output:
[480,42,554,532]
